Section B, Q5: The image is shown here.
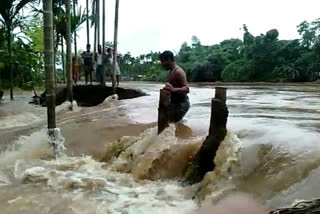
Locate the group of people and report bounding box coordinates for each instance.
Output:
[71,44,121,86]
[76,47,190,123]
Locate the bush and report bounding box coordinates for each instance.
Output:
[221,60,254,82]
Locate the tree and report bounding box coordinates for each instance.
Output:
[102,0,106,85]
[43,0,56,129]
[0,0,34,99]
[25,15,45,88]
[86,0,89,46]
[73,0,77,68]
[66,0,73,101]
[97,0,100,46]
[112,0,119,93]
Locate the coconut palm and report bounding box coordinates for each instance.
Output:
[66,0,72,101]
[43,0,56,128]
[112,0,119,93]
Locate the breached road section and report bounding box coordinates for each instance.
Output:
[39,85,147,107]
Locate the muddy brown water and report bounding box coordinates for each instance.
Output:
[1,82,320,213]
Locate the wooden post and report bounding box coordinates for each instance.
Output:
[158,89,170,134]
[214,87,227,103]
[184,87,228,184]
[209,87,227,135]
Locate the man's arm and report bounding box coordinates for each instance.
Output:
[165,70,189,94]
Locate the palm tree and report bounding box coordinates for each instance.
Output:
[43,0,56,129]
[66,0,73,101]
[0,0,34,100]
[91,0,97,54]
[97,0,100,46]
[102,0,106,85]
[71,7,87,44]
[54,2,86,86]
[112,0,119,93]
[72,0,77,69]
[71,5,86,83]
[86,0,89,46]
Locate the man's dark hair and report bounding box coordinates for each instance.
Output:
[107,47,112,53]
[159,50,175,61]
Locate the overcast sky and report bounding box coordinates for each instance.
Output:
[77,0,320,56]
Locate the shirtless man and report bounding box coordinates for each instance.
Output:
[81,44,94,85]
[159,50,190,122]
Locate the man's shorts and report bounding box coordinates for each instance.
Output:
[168,98,190,122]
[84,63,93,75]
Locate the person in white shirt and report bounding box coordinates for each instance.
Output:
[107,48,121,87]
[94,45,104,84]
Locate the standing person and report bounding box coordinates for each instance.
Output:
[81,44,94,85]
[95,45,104,84]
[72,56,78,85]
[159,50,190,122]
[107,48,121,87]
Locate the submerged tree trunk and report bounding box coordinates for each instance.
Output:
[43,0,56,129]
[66,0,73,101]
[184,87,228,184]
[112,0,120,93]
[270,199,320,213]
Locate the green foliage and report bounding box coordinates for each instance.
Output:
[2,5,320,87]
[222,60,254,82]
[120,18,320,83]
[0,0,42,93]
[25,16,44,53]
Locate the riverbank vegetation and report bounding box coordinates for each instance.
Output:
[1,4,320,93]
[125,21,320,83]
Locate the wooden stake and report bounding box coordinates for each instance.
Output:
[158,89,170,134]
[184,87,228,184]
[214,86,227,103]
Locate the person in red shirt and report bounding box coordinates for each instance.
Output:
[72,57,78,85]
[159,50,190,122]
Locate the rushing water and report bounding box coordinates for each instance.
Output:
[1,82,320,213]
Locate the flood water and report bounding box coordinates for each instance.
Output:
[0,82,320,213]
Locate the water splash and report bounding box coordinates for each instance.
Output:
[99,94,119,108]
[197,131,242,202]
[48,128,66,157]
[110,125,203,180]
[0,127,198,213]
